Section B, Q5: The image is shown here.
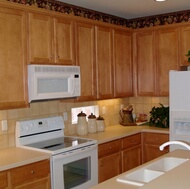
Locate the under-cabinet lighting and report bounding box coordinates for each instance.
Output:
[155,0,167,2]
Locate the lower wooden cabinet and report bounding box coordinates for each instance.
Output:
[0,171,8,189]
[98,139,121,183]
[121,133,142,172]
[0,159,51,189]
[143,132,169,163]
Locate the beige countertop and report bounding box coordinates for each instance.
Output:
[74,124,169,144]
[90,149,190,189]
[0,147,51,171]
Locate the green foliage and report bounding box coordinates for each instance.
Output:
[185,50,190,62]
[149,103,169,128]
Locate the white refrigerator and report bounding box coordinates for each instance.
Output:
[169,70,190,151]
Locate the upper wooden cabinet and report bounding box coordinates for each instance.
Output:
[113,29,133,98]
[75,22,96,101]
[135,26,179,96]
[135,31,156,96]
[0,7,28,110]
[95,26,114,100]
[180,25,190,65]
[28,12,75,65]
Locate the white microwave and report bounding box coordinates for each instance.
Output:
[28,65,80,102]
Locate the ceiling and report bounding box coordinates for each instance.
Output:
[58,0,190,19]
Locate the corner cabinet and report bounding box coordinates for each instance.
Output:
[113,29,133,97]
[0,6,28,110]
[143,132,169,163]
[28,11,75,65]
[135,26,179,96]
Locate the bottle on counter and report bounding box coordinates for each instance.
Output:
[76,111,88,136]
[96,116,105,132]
[88,113,97,133]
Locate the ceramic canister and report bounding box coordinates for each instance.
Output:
[96,116,105,132]
[77,111,88,136]
[88,113,97,133]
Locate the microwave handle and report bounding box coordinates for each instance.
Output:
[69,77,75,95]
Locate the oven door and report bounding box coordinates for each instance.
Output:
[51,145,98,189]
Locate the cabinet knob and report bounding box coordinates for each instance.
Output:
[57,55,60,58]
[109,146,112,150]
[31,171,35,174]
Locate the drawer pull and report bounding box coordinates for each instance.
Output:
[31,171,35,174]
[109,147,112,150]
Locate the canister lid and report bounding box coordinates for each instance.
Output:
[77,111,86,117]
[96,115,104,120]
[88,113,96,119]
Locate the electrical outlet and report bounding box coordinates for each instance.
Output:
[1,120,8,131]
[63,112,68,121]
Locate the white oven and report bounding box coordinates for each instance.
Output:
[15,116,98,189]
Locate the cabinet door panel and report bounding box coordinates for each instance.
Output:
[136,31,156,96]
[122,145,141,172]
[95,26,113,99]
[113,29,133,97]
[75,22,96,101]
[98,152,120,183]
[156,28,179,96]
[0,7,28,109]
[180,25,190,65]
[54,18,75,65]
[28,12,53,63]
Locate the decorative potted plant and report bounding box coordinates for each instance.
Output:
[186,50,190,62]
[149,103,169,128]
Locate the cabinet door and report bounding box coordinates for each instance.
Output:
[156,28,179,96]
[54,17,75,65]
[0,7,28,109]
[180,25,190,65]
[75,22,96,101]
[136,31,157,96]
[0,171,8,189]
[122,145,141,172]
[28,12,53,64]
[113,29,133,97]
[98,152,121,183]
[95,26,113,99]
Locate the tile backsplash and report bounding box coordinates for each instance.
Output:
[0,97,168,149]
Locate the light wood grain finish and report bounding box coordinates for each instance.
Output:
[0,171,8,189]
[122,133,141,149]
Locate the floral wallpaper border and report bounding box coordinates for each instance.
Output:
[8,0,190,29]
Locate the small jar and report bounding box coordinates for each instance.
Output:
[77,111,88,136]
[87,113,97,133]
[96,116,105,132]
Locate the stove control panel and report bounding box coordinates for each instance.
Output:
[16,116,64,137]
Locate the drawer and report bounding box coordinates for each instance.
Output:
[144,132,169,145]
[98,139,121,158]
[10,159,50,186]
[122,133,141,149]
[0,171,8,189]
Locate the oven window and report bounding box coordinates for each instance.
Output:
[64,157,91,189]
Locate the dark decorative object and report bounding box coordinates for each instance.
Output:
[7,0,190,29]
[186,50,190,62]
[149,104,169,128]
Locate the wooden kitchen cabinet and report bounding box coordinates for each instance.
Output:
[135,30,156,96]
[75,22,96,101]
[28,11,75,65]
[143,132,169,163]
[10,159,51,189]
[113,29,133,98]
[156,27,179,96]
[0,171,8,189]
[135,26,179,96]
[98,139,121,183]
[121,133,142,172]
[95,26,114,100]
[180,24,190,66]
[0,6,28,110]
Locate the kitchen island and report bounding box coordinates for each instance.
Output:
[90,149,190,189]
